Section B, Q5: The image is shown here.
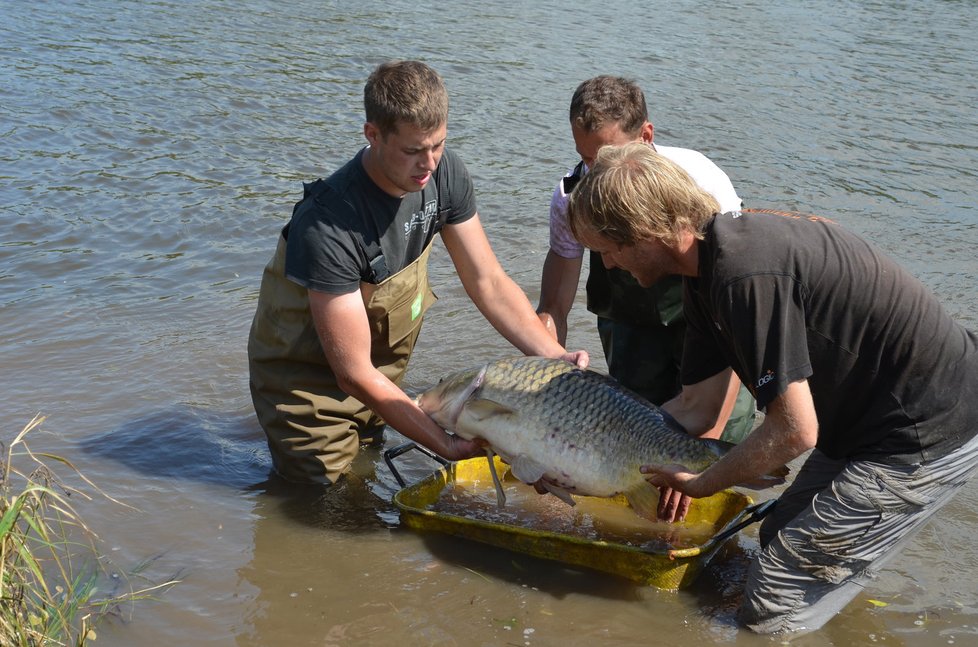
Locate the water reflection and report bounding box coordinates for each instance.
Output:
[80,406,270,489]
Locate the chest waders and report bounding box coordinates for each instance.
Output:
[248,235,437,484]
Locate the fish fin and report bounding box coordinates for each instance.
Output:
[484,448,507,507]
[659,408,691,435]
[623,482,662,521]
[510,454,548,484]
[464,398,518,422]
[542,483,576,507]
[699,438,737,457]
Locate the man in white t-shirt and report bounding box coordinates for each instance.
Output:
[536,75,755,521]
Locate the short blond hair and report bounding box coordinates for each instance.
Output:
[567,142,720,246]
[364,60,448,136]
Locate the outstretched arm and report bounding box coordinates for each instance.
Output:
[643,378,817,498]
[442,214,588,367]
[308,288,483,460]
[536,250,583,345]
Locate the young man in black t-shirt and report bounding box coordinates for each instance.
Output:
[567,142,978,634]
[248,61,587,484]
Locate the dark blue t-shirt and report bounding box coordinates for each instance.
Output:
[284,147,477,294]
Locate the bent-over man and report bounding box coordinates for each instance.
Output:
[566,141,978,634]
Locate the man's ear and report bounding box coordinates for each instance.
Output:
[363,121,380,146]
[641,121,655,144]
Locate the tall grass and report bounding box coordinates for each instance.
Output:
[1,415,176,646]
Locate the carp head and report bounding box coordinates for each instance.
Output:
[415,363,488,435]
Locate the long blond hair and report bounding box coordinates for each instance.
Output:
[568,142,719,246]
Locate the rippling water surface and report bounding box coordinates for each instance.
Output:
[2,1,977,645]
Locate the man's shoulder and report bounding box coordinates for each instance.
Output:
[433,148,473,192]
[304,151,370,211]
[435,147,467,174]
[655,144,741,211]
[291,161,375,238]
[655,144,720,169]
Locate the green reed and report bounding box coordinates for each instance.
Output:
[1,415,176,646]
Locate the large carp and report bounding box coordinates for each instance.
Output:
[416,356,764,520]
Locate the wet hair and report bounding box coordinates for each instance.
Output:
[569,76,648,137]
[567,142,720,247]
[364,60,449,137]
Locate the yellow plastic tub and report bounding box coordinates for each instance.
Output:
[386,444,772,590]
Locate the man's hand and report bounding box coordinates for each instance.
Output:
[640,463,705,522]
[560,349,589,369]
[655,486,693,523]
[440,434,485,461]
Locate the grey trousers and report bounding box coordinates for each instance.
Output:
[738,431,978,634]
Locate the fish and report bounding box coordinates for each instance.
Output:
[416,356,779,520]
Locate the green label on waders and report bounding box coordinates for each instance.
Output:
[411,292,423,321]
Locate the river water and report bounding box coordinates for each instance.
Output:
[3,1,977,645]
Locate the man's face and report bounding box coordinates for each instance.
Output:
[572,121,651,169]
[363,120,447,197]
[576,226,672,288]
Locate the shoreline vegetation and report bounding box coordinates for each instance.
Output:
[1,415,177,646]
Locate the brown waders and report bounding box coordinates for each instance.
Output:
[248,235,437,484]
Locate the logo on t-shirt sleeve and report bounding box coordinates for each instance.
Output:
[754,369,777,397]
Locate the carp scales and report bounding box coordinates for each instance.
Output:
[416,356,767,520]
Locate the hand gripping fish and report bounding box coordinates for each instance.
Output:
[417,356,784,520]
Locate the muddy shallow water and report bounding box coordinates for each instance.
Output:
[3,1,977,645]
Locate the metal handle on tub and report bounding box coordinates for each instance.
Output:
[383,442,450,488]
[665,498,777,559]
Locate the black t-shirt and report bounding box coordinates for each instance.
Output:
[682,210,978,462]
[283,147,477,294]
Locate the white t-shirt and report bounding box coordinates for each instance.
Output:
[548,144,742,258]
